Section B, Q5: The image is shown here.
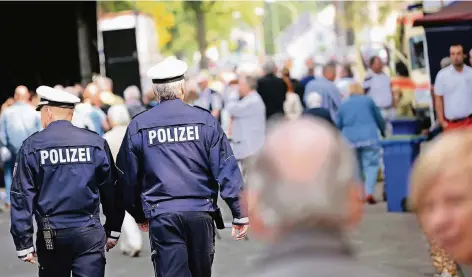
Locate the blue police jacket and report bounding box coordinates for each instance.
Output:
[10,120,125,254]
[116,99,246,224]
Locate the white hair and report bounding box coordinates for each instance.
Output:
[306,92,323,108]
[240,75,258,90]
[440,57,451,69]
[262,59,277,75]
[152,80,185,102]
[107,104,130,126]
[124,86,141,101]
[247,119,357,229]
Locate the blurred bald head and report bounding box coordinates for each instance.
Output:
[263,119,334,183]
[247,118,360,236]
[14,86,30,102]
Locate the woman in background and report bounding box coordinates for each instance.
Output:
[337,82,385,204]
[103,105,143,258]
[282,67,303,120]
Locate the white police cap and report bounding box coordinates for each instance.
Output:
[147,57,188,84]
[36,85,81,111]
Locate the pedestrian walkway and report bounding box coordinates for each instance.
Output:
[0,187,434,277]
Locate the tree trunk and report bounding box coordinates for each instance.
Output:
[195,4,208,70]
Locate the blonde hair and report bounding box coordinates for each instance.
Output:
[348,82,364,95]
[410,130,472,211]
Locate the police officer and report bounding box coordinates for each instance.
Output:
[10,86,125,277]
[117,57,249,277]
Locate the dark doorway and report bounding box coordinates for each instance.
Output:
[102,28,142,97]
[0,1,98,104]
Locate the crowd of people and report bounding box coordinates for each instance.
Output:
[3,43,472,277]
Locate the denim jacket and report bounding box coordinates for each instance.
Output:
[0,102,42,155]
[336,95,386,148]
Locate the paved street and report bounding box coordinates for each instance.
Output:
[0,188,435,277]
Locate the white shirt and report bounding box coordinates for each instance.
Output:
[363,70,392,108]
[226,91,266,160]
[434,65,472,120]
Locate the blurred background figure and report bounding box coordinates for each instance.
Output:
[294,58,315,108]
[0,85,41,210]
[257,59,287,120]
[410,130,471,277]
[363,56,395,134]
[28,89,40,108]
[1,98,14,114]
[226,75,265,180]
[103,104,142,258]
[282,67,303,120]
[143,88,158,109]
[195,72,223,121]
[337,83,385,205]
[184,78,199,105]
[123,85,146,118]
[220,74,240,134]
[392,62,415,118]
[244,118,387,277]
[336,64,356,100]
[440,57,451,69]
[303,92,334,126]
[95,75,113,94]
[72,83,109,136]
[304,62,342,121]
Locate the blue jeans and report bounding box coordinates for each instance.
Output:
[3,159,15,205]
[355,146,381,196]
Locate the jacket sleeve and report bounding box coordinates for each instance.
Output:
[0,114,8,146]
[208,120,247,224]
[99,141,125,238]
[116,128,147,224]
[10,146,36,257]
[370,99,386,136]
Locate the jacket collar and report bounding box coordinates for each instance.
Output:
[47,120,73,129]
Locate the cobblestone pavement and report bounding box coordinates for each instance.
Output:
[0,186,435,277]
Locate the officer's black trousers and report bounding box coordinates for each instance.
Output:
[149,211,215,277]
[36,225,106,277]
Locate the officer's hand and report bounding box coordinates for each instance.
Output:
[20,252,37,264]
[232,224,249,240]
[106,238,119,252]
[138,220,149,232]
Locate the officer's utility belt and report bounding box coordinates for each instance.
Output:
[39,217,56,251]
[210,208,225,230]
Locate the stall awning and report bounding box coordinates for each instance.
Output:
[414,1,472,27]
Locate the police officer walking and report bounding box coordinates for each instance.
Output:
[10,86,125,277]
[117,57,249,277]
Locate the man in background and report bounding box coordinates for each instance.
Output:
[195,73,223,121]
[123,86,146,118]
[244,118,395,277]
[257,59,287,120]
[434,43,472,131]
[363,56,395,132]
[303,92,335,126]
[304,62,342,121]
[0,86,41,209]
[295,59,315,108]
[72,83,109,136]
[226,75,266,180]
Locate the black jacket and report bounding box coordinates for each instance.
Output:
[257,73,287,120]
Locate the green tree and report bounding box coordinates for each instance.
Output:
[98,1,134,14]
